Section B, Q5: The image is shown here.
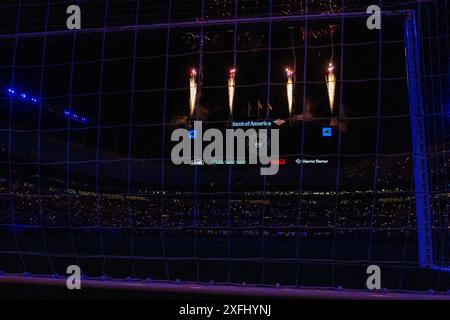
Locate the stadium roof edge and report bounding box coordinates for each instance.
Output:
[0,9,413,41]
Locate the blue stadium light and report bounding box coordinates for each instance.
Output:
[64,109,88,124]
[6,88,37,105]
[6,87,88,124]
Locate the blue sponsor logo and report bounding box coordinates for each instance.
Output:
[188,130,197,139]
[322,127,332,137]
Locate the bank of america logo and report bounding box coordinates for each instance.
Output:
[273,119,286,126]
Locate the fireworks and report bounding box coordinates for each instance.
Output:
[286,67,294,116]
[325,61,336,115]
[228,68,236,116]
[189,68,197,117]
[187,63,337,118]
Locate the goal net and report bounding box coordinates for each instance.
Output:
[0,0,448,294]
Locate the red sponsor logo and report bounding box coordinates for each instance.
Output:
[270,158,287,165]
[273,119,286,126]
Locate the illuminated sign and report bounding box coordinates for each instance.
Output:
[188,130,197,139]
[270,159,287,165]
[322,127,332,137]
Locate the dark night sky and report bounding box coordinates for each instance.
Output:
[0,0,448,191]
[0,1,415,161]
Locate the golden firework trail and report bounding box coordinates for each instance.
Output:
[189,68,197,117]
[257,99,263,117]
[228,68,236,116]
[325,62,336,115]
[286,67,294,116]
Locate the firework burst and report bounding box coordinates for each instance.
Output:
[325,61,336,115]
[286,67,294,116]
[189,68,197,117]
[228,68,236,116]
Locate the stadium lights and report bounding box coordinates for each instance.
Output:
[6,87,88,124]
[7,87,38,104]
[64,109,88,124]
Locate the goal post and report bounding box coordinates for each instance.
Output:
[404,10,434,269]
